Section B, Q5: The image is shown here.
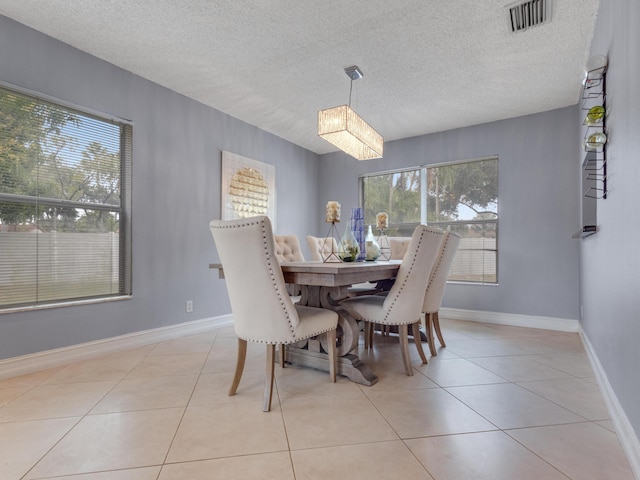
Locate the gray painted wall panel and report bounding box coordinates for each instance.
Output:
[580,1,640,439]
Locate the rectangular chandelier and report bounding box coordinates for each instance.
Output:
[318,105,383,161]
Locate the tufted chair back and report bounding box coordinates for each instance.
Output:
[306,235,339,261]
[274,234,305,262]
[389,237,412,260]
[382,225,445,325]
[210,216,302,343]
[422,230,460,314]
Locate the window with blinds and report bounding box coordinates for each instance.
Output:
[361,157,498,284]
[0,86,132,309]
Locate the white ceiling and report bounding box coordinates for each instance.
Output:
[0,0,600,155]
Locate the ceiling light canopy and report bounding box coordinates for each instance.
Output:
[318,66,383,161]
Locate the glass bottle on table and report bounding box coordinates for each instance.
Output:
[339,220,360,262]
[365,225,381,261]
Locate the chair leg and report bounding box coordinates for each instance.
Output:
[279,343,286,368]
[364,322,373,350]
[433,311,446,347]
[398,324,414,376]
[327,329,337,382]
[228,338,247,396]
[412,321,428,364]
[370,323,377,345]
[425,312,438,356]
[263,344,276,412]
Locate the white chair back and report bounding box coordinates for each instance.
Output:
[209,216,301,343]
[274,234,305,262]
[306,235,339,261]
[389,237,411,260]
[422,230,461,313]
[383,225,445,324]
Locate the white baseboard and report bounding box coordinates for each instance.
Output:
[0,314,233,381]
[579,327,640,479]
[440,307,579,332]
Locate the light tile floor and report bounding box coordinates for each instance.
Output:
[0,318,636,480]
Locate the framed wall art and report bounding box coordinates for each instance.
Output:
[221,151,276,229]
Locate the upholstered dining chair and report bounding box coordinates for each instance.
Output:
[370,230,461,355]
[306,235,339,261]
[274,234,305,296]
[389,237,412,260]
[421,230,461,356]
[340,225,445,376]
[209,216,338,412]
[274,234,305,262]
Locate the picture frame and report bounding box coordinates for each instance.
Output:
[221,151,276,229]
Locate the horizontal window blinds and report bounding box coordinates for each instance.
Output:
[0,86,131,308]
[426,158,498,284]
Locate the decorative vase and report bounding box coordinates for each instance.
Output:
[339,220,360,262]
[351,207,366,261]
[365,225,381,261]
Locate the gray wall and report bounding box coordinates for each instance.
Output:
[0,16,321,359]
[580,1,640,438]
[318,107,581,321]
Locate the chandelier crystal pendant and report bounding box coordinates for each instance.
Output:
[318,66,383,161]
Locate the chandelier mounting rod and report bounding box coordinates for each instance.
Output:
[345,66,363,107]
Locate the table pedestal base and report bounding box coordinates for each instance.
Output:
[288,284,379,385]
[284,346,378,386]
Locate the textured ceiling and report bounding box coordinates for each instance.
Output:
[0,0,600,155]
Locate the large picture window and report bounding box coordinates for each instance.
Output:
[362,157,498,284]
[0,86,132,309]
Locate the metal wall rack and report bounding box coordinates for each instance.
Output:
[573,60,607,239]
[581,67,607,200]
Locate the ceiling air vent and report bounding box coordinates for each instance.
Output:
[507,0,551,33]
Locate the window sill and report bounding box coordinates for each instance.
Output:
[0,295,132,315]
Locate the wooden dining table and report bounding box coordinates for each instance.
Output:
[210,260,401,385]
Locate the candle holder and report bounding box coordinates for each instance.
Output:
[323,222,342,263]
[375,212,390,261]
[376,228,391,261]
[323,201,342,263]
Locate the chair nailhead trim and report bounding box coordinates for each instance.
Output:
[427,233,449,289]
[261,222,297,338]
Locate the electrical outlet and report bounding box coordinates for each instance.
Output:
[185,300,193,313]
